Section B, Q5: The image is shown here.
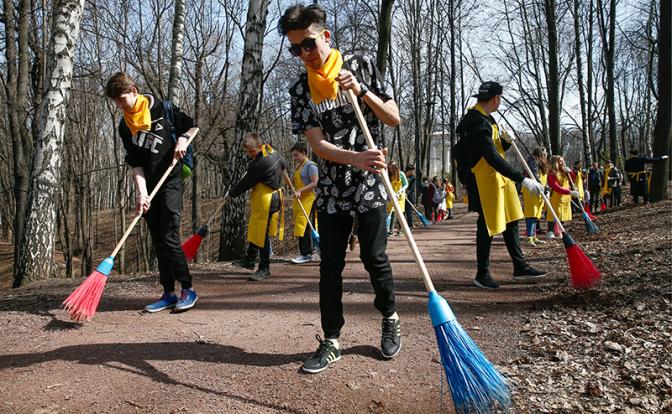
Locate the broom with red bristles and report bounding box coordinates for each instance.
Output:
[63,128,199,322]
[506,133,601,289]
[182,191,230,261]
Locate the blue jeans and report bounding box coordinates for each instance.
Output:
[525,218,537,237]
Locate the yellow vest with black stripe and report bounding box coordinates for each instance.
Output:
[470,105,524,236]
[248,145,284,247]
[292,159,316,237]
[523,171,547,219]
[601,166,613,196]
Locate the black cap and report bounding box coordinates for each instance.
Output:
[472,81,503,99]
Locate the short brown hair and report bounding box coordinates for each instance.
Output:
[242,132,263,149]
[291,142,308,154]
[105,72,136,98]
[278,4,327,36]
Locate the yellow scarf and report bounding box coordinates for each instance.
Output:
[123,95,151,136]
[305,48,343,105]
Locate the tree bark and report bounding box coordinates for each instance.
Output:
[167,0,187,104]
[376,0,394,78]
[573,0,593,164]
[15,0,87,286]
[218,0,270,261]
[544,0,561,155]
[650,0,671,201]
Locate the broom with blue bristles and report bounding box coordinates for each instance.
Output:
[283,171,320,255]
[345,89,511,413]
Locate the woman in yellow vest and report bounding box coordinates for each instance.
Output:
[386,162,408,236]
[546,155,580,239]
[522,147,548,246]
[445,182,455,219]
[228,133,286,281]
[289,142,319,264]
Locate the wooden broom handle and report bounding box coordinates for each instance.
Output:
[506,134,566,234]
[111,128,200,257]
[283,170,318,234]
[345,89,435,292]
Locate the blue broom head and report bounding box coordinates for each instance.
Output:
[197,225,209,237]
[419,212,431,227]
[561,231,576,248]
[582,212,600,234]
[95,256,115,276]
[428,291,512,414]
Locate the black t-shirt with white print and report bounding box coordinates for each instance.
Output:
[118,95,194,189]
[290,54,393,216]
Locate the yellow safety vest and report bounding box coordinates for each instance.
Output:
[523,171,547,219]
[601,167,613,196]
[292,159,317,237]
[574,170,584,196]
[470,105,524,236]
[387,176,406,214]
[248,145,284,247]
[445,189,455,209]
[548,172,572,223]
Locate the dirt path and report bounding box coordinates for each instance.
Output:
[1,201,667,413]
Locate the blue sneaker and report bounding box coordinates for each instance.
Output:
[175,289,198,311]
[144,292,177,313]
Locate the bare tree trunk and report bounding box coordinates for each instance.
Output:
[587,0,597,161]
[449,0,457,187]
[167,0,187,103]
[218,0,270,261]
[15,0,86,286]
[598,0,618,164]
[573,0,593,164]
[544,0,561,155]
[376,0,394,78]
[650,0,671,201]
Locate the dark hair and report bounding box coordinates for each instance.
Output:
[291,142,308,154]
[278,4,327,36]
[404,165,415,172]
[105,72,136,98]
[630,148,639,155]
[574,160,582,166]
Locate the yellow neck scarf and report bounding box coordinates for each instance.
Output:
[305,48,343,105]
[123,95,151,136]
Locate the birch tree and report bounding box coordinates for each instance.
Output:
[15,0,86,286]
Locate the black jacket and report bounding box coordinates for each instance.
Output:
[119,95,194,187]
[230,149,287,198]
[456,108,524,213]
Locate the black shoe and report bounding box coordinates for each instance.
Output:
[381,317,402,359]
[473,273,500,290]
[249,268,270,281]
[232,259,254,270]
[513,266,548,280]
[302,335,341,374]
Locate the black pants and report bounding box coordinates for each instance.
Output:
[144,175,191,292]
[298,205,315,256]
[476,213,527,277]
[423,204,433,221]
[319,207,397,339]
[245,193,280,271]
[405,195,415,228]
[589,188,601,211]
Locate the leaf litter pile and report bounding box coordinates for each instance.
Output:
[503,199,672,413]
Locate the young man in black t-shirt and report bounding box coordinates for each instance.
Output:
[105,72,198,313]
[279,3,402,374]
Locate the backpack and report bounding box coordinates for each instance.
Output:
[163,100,195,178]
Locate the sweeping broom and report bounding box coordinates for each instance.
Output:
[181,191,230,261]
[565,173,599,234]
[408,201,432,227]
[283,171,320,255]
[63,128,200,321]
[345,89,510,414]
[506,133,601,290]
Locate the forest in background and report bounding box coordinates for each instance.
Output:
[0,0,669,287]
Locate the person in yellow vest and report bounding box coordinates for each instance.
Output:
[455,81,547,290]
[445,182,455,219]
[624,149,668,204]
[522,147,549,246]
[386,162,407,236]
[228,133,287,281]
[546,155,581,239]
[290,142,319,264]
[570,160,586,214]
[601,160,623,208]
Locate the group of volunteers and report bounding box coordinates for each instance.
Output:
[103,2,668,375]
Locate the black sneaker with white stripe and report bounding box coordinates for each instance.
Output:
[302,335,341,374]
[381,317,402,359]
[473,272,500,290]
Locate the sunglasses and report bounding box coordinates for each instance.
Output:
[288,30,325,57]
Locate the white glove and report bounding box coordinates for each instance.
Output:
[662,155,669,160]
[570,190,580,198]
[521,177,544,196]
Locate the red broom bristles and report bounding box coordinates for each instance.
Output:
[600,202,607,211]
[562,233,601,289]
[181,233,203,262]
[62,271,108,322]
